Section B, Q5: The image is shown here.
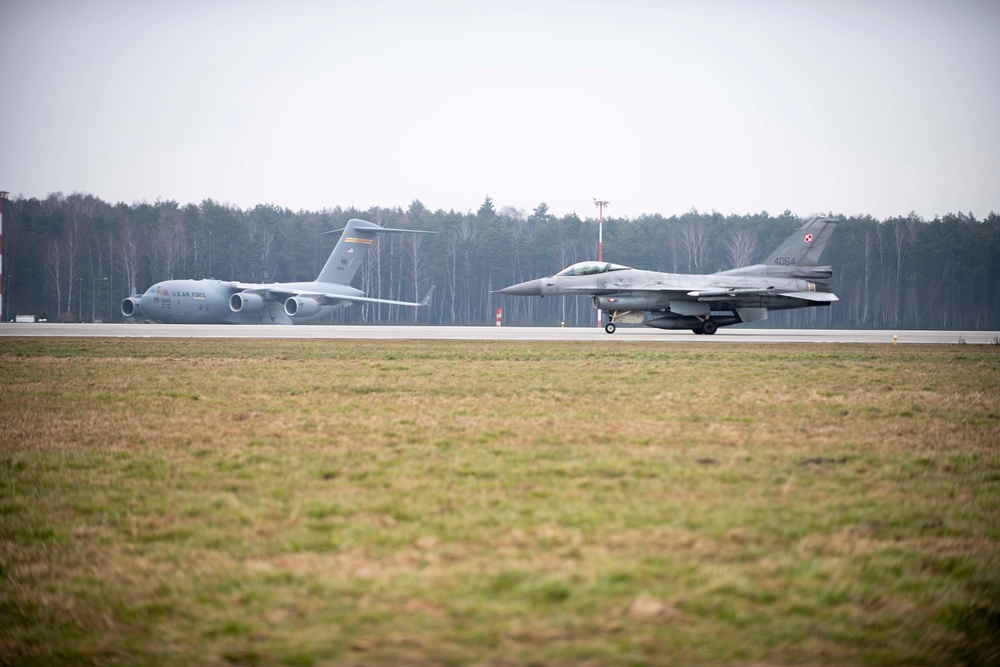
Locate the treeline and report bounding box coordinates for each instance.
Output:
[2,193,998,329]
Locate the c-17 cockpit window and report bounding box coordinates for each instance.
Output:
[555,261,631,277]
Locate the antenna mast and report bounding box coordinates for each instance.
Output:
[593,199,609,329]
[593,199,609,262]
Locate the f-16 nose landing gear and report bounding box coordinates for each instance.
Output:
[605,323,616,334]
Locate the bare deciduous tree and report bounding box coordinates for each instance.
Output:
[678,220,708,272]
[724,226,759,269]
[115,215,142,299]
[152,207,185,280]
[406,231,428,322]
[862,227,879,324]
[42,240,63,318]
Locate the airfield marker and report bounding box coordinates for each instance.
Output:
[0,192,6,321]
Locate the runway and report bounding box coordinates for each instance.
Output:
[2,323,997,344]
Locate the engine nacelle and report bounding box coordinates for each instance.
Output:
[284,296,321,318]
[230,292,266,313]
[594,294,666,312]
[121,297,141,317]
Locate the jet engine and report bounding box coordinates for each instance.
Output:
[121,297,141,318]
[230,292,266,313]
[284,296,321,318]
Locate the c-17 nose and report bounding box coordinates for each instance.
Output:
[499,278,544,296]
[139,293,156,316]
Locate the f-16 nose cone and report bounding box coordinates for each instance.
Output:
[499,278,544,296]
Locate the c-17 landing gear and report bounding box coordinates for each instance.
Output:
[605,323,616,334]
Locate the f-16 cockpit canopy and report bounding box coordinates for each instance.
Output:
[555,261,631,277]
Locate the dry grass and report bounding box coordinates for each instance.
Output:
[1,339,999,666]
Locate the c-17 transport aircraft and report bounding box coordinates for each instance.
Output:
[122,219,434,324]
[499,217,839,334]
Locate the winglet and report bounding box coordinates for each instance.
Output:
[420,285,436,306]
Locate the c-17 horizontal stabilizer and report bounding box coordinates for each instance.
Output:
[318,220,437,286]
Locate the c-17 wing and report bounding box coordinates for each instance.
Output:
[235,285,434,309]
[317,286,436,308]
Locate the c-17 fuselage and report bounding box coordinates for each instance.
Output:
[124,279,379,324]
[123,219,434,324]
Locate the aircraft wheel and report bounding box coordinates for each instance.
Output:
[605,323,616,334]
[702,320,718,335]
[692,324,704,335]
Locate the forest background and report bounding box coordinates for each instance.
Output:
[2,193,998,329]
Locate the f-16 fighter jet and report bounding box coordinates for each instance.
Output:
[499,217,838,334]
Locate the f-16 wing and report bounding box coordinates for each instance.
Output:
[686,286,777,298]
[766,291,838,302]
[685,286,837,302]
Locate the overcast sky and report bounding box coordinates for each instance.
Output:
[2,0,997,220]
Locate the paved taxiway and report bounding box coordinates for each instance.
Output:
[1,323,997,344]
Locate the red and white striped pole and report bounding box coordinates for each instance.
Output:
[0,193,6,322]
[594,199,609,328]
[496,307,502,327]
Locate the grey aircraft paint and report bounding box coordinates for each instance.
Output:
[499,217,839,334]
[122,219,434,324]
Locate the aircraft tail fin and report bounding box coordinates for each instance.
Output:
[713,216,839,280]
[316,219,435,285]
[762,216,839,267]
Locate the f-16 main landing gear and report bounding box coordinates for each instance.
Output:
[605,323,616,334]
[693,319,718,335]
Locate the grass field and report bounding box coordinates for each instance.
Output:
[1,338,999,666]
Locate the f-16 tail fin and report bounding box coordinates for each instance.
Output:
[762,216,839,268]
[716,216,838,279]
[317,219,436,285]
